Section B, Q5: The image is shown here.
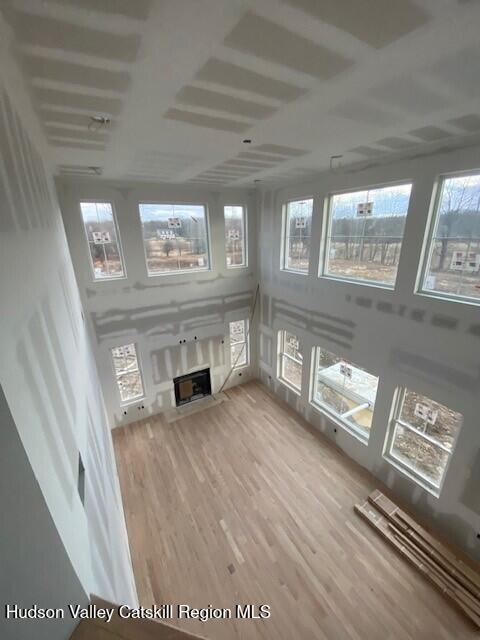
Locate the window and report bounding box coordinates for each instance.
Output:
[385,388,463,492]
[225,206,247,268]
[323,183,413,287]
[311,348,379,441]
[111,343,144,404]
[278,330,303,391]
[80,201,125,280]
[229,319,249,368]
[138,203,210,274]
[421,172,480,303]
[282,198,313,273]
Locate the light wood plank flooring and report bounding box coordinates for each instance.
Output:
[113,381,476,640]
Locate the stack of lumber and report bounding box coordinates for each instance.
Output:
[355,489,480,628]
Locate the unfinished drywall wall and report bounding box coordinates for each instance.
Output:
[0,15,137,639]
[257,145,480,562]
[58,180,258,428]
[0,386,88,640]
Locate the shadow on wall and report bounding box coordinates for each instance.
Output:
[0,88,54,233]
[0,384,88,640]
[261,293,356,351]
[390,348,479,394]
[150,335,226,385]
[90,290,254,342]
[461,448,480,516]
[373,456,480,561]
[346,292,480,341]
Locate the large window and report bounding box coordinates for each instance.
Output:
[225,206,247,268]
[80,201,125,280]
[138,203,210,275]
[282,198,313,273]
[323,183,412,287]
[385,388,463,492]
[111,343,144,404]
[229,319,249,368]
[311,348,379,441]
[278,330,303,391]
[421,172,480,303]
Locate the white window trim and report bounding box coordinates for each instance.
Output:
[80,200,127,282]
[416,169,480,307]
[225,204,248,269]
[383,387,461,497]
[230,319,250,369]
[277,330,302,394]
[138,201,212,277]
[319,180,413,290]
[111,342,145,406]
[309,347,374,444]
[280,196,314,275]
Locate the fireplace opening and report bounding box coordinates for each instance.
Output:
[174,368,212,407]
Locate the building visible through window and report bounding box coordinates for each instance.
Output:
[422,172,480,303]
[138,203,209,274]
[80,202,125,280]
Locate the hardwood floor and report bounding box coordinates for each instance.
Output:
[113,381,476,640]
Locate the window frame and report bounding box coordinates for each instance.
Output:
[319,179,413,290]
[110,342,145,406]
[229,318,250,368]
[79,200,127,282]
[417,169,480,307]
[277,329,303,394]
[280,196,314,275]
[224,204,248,269]
[383,387,463,496]
[138,200,212,277]
[309,346,378,444]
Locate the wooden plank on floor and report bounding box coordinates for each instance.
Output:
[355,501,480,628]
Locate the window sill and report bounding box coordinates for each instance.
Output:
[309,401,369,445]
[227,264,248,270]
[280,268,309,276]
[147,267,210,278]
[319,273,395,291]
[92,274,127,283]
[383,454,441,498]
[120,395,145,408]
[416,288,480,308]
[278,377,301,396]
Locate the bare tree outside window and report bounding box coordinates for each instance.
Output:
[422,173,480,302]
[282,199,313,273]
[324,184,412,287]
[138,203,210,274]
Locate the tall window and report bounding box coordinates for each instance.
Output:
[229,319,249,368]
[111,343,144,404]
[421,172,480,303]
[138,203,210,275]
[385,388,463,492]
[282,198,313,273]
[323,183,412,287]
[311,348,379,441]
[225,206,247,268]
[278,330,303,391]
[80,202,125,280]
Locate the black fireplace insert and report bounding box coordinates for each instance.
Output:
[173,368,211,407]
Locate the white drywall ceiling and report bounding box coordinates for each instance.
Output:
[3,0,480,184]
